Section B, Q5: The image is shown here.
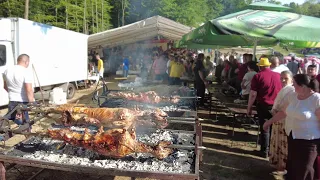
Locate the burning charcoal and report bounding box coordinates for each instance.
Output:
[7,134,194,174]
[175,153,189,163]
[178,162,192,172]
[76,147,85,156]
[187,151,195,164]
[137,129,173,145]
[173,133,195,145]
[83,150,99,160]
[138,157,150,163]
[163,154,176,163]
[62,145,78,156]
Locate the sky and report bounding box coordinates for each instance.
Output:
[278,0,306,4]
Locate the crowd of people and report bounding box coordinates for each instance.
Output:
[90,45,320,179]
[215,51,320,180]
[148,49,215,107]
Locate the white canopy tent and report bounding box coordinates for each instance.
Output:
[88,16,193,49]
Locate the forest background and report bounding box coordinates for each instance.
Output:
[0,0,319,35]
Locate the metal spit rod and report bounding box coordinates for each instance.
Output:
[168,144,206,150]
[166,117,195,121]
[167,120,195,124]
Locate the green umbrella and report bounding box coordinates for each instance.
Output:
[174,40,227,49]
[179,9,320,48]
[247,2,291,12]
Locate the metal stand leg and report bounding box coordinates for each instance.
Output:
[209,93,212,115]
[0,161,5,180]
[256,119,260,148]
[231,113,236,147]
[27,169,44,180]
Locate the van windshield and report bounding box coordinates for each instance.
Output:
[0,45,6,66]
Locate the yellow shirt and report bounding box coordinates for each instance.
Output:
[97,59,104,71]
[169,61,185,78]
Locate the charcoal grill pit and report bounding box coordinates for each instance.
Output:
[5,133,195,174]
[0,118,202,180]
[96,84,198,112]
[0,88,202,180]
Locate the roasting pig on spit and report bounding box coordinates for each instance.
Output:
[27,104,174,160]
[44,105,168,129]
[48,127,173,159]
[108,91,180,104]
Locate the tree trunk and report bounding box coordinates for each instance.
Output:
[55,6,58,24]
[118,10,120,27]
[24,0,29,19]
[122,0,125,26]
[65,0,68,29]
[101,0,103,30]
[83,0,87,34]
[95,0,98,32]
[91,0,94,33]
[7,0,11,16]
[75,0,79,32]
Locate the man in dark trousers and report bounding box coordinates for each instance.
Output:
[247,57,282,158]
[3,54,35,130]
[194,53,208,106]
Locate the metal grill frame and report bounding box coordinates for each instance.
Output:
[0,117,202,180]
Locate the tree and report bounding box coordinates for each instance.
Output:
[267,0,281,5]
[121,0,129,26]
[0,0,24,17]
[206,0,224,20]
[24,0,29,19]
[0,0,319,35]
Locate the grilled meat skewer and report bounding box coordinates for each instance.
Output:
[48,127,173,159]
[44,105,168,129]
[109,91,180,104]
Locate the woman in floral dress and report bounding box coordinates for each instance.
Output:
[269,70,294,173]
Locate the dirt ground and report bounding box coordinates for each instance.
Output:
[0,76,282,180]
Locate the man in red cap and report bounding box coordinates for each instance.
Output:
[247,57,282,158]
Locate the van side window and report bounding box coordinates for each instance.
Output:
[0,45,6,66]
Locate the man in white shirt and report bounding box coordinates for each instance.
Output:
[3,54,34,126]
[270,56,289,74]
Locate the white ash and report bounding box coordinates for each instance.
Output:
[130,85,194,97]
[137,129,173,145]
[7,136,195,174]
[173,133,195,145]
[161,105,191,112]
[136,129,195,146]
[101,98,195,111]
[20,151,193,173]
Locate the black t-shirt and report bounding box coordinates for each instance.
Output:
[194,60,205,83]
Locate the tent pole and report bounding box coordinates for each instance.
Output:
[215,46,220,64]
[253,40,258,61]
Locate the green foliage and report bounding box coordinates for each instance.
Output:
[285,0,320,17]
[0,0,112,34]
[0,0,319,34]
